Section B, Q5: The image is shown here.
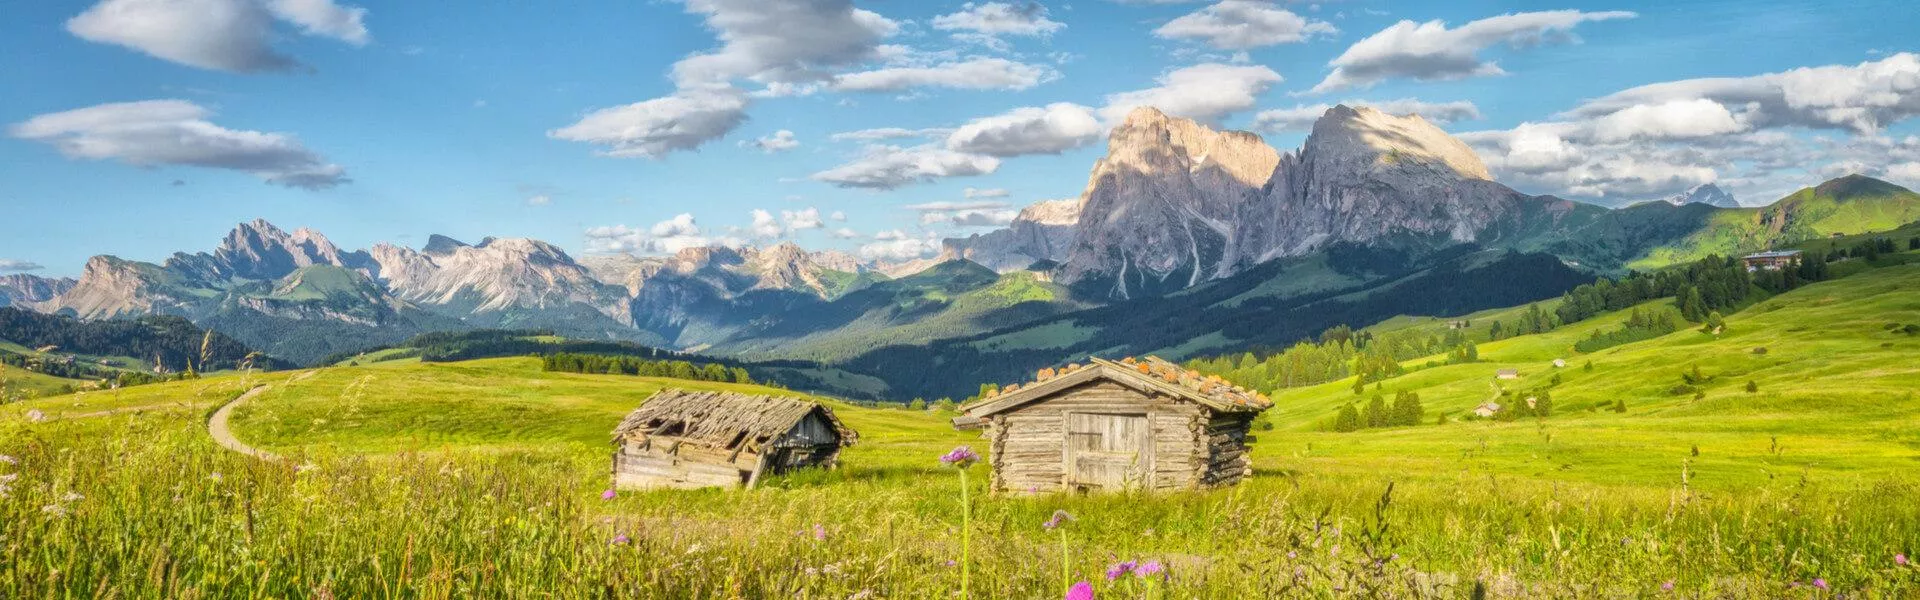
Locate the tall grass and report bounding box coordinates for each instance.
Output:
[1,419,1915,598]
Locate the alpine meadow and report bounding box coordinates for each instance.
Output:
[4,0,1920,598]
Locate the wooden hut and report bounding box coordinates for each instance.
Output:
[958,356,1272,495]
[610,389,855,490]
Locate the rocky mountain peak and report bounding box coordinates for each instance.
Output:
[422,234,469,256]
[1303,104,1491,182]
[1665,183,1740,208]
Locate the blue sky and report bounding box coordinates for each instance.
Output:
[4,0,1918,277]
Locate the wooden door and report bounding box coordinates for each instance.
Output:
[1064,413,1152,490]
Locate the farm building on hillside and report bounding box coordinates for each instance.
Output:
[610,389,856,490]
[1741,250,1803,271]
[1474,402,1502,418]
[958,356,1273,495]
[1496,368,1520,380]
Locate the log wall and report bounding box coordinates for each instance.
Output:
[611,435,759,490]
[985,381,1211,494]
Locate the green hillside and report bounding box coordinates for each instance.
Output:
[1626,175,1920,269]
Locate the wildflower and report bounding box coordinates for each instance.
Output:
[209,472,222,482]
[1898,553,1910,567]
[61,491,82,502]
[1043,510,1074,530]
[1661,580,1674,592]
[685,543,704,554]
[40,504,66,517]
[940,446,980,468]
[1134,561,1165,579]
[1106,560,1138,581]
[611,534,630,545]
[601,488,617,501]
[0,454,16,465]
[1813,578,1828,590]
[1065,581,1094,600]
[813,523,828,541]
[25,409,44,423]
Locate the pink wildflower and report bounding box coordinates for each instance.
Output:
[601,489,616,500]
[1043,510,1074,530]
[1134,561,1165,579]
[1661,580,1674,592]
[611,534,630,545]
[813,523,827,541]
[939,446,980,468]
[1898,553,1910,567]
[1812,578,1828,590]
[1065,581,1093,600]
[1106,560,1137,581]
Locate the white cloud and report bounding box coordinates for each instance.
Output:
[905,201,1013,211]
[830,210,848,221]
[963,187,1011,198]
[556,0,898,158]
[66,0,369,72]
[1155,1,1336,50]
[749,209,784,238]
[1309,10,1636,94]
[1587,99,1746,142]
[833,58,1057,92]
[934,2,1064,35]
[1100,63,1283,124]
[921,208,1020,227]
[743,129,800,153]
[1569,52,1920,135]
[830,227,861,239]
[1253,98,1481,132]
[9,99,347,189]
[811,145,1000,189]
[0,259,45,273]
[783,207,825,230]
[829,127,953,142]
[858,233,941,260]
[584,214,714,254]
[946,102,1105,157]
[549,88,749,159]
[526,195,551,206]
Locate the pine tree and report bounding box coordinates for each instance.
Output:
[1745,380,1758,393]
[1365,394,1389,428]
[1334,404,1361,432]
[1612,399,1628,413]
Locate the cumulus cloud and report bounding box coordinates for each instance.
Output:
[830,210,848,221]
[1154,1,1336,50]
[0,260,46,273]
[1309,10,1636,94]
[526,195,552,206]
[782,207,825,230]
[830,227,861,239]
[934,2,1064,36]
[584,214,714,254]
[946,102,1105,156]
[1457,53,1920,202]
[811,145,1000,189]
[743,129,800,153]
[859,231,940,260]
[1253,98,1482,132]
[9,99,347,189]
[1100,63,1283,124]
[549,88,749,159]
[749,209,784,238]
[66,0,369,73]
[555,0,897,159]
[1568,52,1920,135]
[833,58,1057,92]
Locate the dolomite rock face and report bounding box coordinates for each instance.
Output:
[40,256,185,319]
[939,197,1083,272]
[1056,104,1578,299]
[0,274,75,308]
[1057,107,1280,298]
[371,236,631,323]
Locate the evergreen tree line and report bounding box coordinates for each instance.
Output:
[1555,253,1833,326]
[1572,308,1680,353]
[1188,322,1491,394]
[1333,390,1426,432]
[0,308,275,373]
[541,353,753,384]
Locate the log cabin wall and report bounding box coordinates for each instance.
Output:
[986,381,1209,494]
[1200,413,1256,486]
[613,435,763,489]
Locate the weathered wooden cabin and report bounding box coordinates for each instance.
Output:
[958,356,1272,494]
[610,389,855,490]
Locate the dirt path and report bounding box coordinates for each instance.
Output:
[208,386,282,462]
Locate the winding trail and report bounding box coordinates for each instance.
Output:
[208,386,282,462]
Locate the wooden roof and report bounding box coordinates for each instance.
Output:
[961,356,1272,418]
[612,388,856,451]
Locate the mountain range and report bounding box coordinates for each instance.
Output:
[5,104,1918,398]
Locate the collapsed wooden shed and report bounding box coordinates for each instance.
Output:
[611,388,856,490]
[959,356,1272,495]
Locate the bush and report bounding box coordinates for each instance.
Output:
[1746,380,1759,393]
[1752,347,1768,355]
[1670,384,1698,396]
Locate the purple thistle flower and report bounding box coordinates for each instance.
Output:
[1134,561,1165,579]
[601,488,616,500]
[1813,578,1828,590]
[939,446,980,468]
[1065,581,1094,600]
[1106,560,1137,581]
[611,534,630,545]
[1898,553,1910,567]
[1661,580,1674,592]
[813,523,828,541]
[1043,510,1074,530]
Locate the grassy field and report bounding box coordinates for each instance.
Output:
[2,264,1918,596]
